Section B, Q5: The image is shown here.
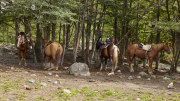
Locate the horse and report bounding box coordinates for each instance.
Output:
[96,39,119,75]
[42,39,63,70]
[16,32,31,66]
[127,42,171,74]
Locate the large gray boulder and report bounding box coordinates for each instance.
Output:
[69,62,90,76]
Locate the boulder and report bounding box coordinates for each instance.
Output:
[69,62,90,76]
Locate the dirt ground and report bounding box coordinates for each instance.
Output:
[0,44,180,101]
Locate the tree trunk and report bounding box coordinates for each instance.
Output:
[134,1,139,68]
[52,23,56,41]
[24,17,30,34]
[35,23,43,62]
[82,23,85,61]
[66,23,71,49]
[73,0,87,63]
[3,28,5,44]
[155,0,161,69]
[6,26,8,44]
[59,23,61,43]
[43,23,51,40]
[15,18,20,45]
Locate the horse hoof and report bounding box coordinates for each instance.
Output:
[108,72,114,76]
[130,70,134,72]
[44,67,47,69]
[19,63,21,66]
[25,64,27,66]
[48,68,52,71]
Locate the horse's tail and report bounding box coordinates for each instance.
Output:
[55,45,62,67]
[113,45,119,64]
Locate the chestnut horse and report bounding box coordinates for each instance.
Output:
[16,32,31,66]
[96,40,119,75]
[127,42,171,74]
[42,39,63,70]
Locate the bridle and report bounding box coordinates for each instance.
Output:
[163,43,171,53]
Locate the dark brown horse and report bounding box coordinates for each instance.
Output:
[16,32,31,66]
[96,40,119,75]
[42,39,63,70]
[127,42,171,74]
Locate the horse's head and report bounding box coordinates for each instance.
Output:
[163,42,171,54]
[16,34,24,48]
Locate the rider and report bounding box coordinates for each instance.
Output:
[106,35,113,43]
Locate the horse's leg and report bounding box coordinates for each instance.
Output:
[44,56,47,69]
[104,58,108,71]
[24,50,27,66]
[100,57,103,71]
[18,50,22,66]
[129,55,135,72]
[148,58,153,74]
[48,57,53,70]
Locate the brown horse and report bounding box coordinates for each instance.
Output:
[127,42,171,74]
[96,40,119,75]
[16,32,31,66]
[42,39,63,70]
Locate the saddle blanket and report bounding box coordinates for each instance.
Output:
[138,43,152,51]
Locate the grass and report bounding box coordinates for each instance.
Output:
[160,91,166,94]
[138,91,153,95]
[16,94,26,100]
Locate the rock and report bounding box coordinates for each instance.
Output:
[128,76,133,80]
[54,81,58,84]
[138,72,148,76]
[47,72,52,76]
[167,82,173,89]
[119,75,125,78]
[117,70,121,73]
[164,74,169,78]
[163,77,170,80]
[162,81,165,83]
[24,71,28,73]
[151,75,156,79]
[48,80,51,82]
[30,74,36,76]
[42,62,54,69]
[136,76,141,79]
[64,67,69,70]
[28,79,35,83]
[11,67,14,70]
[59,81,63,84]
[63,89,71,94]
[40,83,47,86]
[55,74,59,77]
[147,78,151,81]
[24,85,31,90]
[137,98,141,101]
[172,77,176,80]
[69,62,90,76]
[87,79,95,82]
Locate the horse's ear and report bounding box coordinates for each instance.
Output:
[18,33,20,36]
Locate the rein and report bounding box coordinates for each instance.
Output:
[163,43,170,51]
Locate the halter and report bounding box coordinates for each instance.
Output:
[163,43,170,51]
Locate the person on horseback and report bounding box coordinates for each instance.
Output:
[106,35,113,43]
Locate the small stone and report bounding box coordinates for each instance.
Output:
[136,76,141,79]
[30,74,36,76]
[151,75,156,79]
[162,81,165,83]
[137,98,141,100]
[47,72,52,76]
[11,67,14,70]
[55,74,59,77]
[24,71,28,73]
[138,72,148,76]
[128,76,133,80]
[117,70,121,73]
[54,81,58,84]
[147,78,151,81]
[164,74,169,78]
[163,77,170,80]
[63,89,71,94]
[87,79,95,82]
[40,83,47,86]
[28,79,35,83]
[167,82,173,89]
[64,67,69,70]
[48,80,51,82]
[172,77,176,80]
[59,81,63,84]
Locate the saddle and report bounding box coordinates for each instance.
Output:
[101,43,113,49]
[137,43,152,59]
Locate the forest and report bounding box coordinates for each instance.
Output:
[0,0,180,73]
